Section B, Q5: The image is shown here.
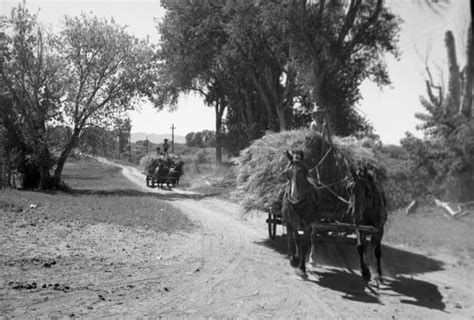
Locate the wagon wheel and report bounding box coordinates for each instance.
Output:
[267,212,277,240]
[166,178,173,189]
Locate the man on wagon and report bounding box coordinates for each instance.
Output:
[162,139,170,157]
[310,105,332,144]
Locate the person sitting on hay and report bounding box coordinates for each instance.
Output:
[309,104,334,185]
[310,105,332,144]
[162,139,170,157]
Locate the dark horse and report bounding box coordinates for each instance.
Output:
[282,150,387,283]
[154,160,170,188]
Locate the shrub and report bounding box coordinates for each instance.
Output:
[196,150,208,165]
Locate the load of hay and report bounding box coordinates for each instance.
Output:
[139,154,184,176]
[234,129,386,212]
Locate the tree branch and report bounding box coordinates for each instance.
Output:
[337,0,361,47]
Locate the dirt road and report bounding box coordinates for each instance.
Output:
[109,161,473,319]
[1,161,472,319]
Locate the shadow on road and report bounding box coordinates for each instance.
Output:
[307,268,446,311]
[69,188,213,201]
[257,235,446,310]
[258,235,444,275]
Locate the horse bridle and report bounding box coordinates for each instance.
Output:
[285,159,312,205]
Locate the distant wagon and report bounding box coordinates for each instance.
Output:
[143,156,184,189]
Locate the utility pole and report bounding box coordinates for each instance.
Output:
[170,124,176,154]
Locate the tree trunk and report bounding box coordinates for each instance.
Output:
[36,145,52,190]
[53,131,79,187]
[38,165,50,189]
[214,99,224,165]
[243,89,255,137]
[249,71,278,131]
[310,61,325,106]
[263,65,287,131]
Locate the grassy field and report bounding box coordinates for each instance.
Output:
[0,157,196,234]
[0,157,200,318]
[385,207,474,260]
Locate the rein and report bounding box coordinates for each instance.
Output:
[309,147,352,206]
[316,181,352,205]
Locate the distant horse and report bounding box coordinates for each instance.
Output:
[282,150,387,283]
[169,160,184,186]
[154,160,170,188]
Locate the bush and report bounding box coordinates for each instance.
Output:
[400,131,474,202]
[196,150,208,165]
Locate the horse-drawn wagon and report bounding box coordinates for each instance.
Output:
[237,130,387,283]
[144,156,184,189]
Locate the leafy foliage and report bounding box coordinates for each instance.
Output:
[1,2,158,188]
[157,0,401,156]
[185,130,216,148]
[401,24,473,202]
[0,4,61,188]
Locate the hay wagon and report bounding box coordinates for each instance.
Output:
[238,130,387,280]
[145,158,183,189]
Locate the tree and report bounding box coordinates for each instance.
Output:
[185,130,216,148]
[51,13,156,185]
[283,0,401,135]
[78,126,117,157]
[1,3,63,188]
[2,3,157,188]
[158,0,231,164]
[114,117,132,156]
[224,2,298,132]
[156,0,401,158]
[402,21,473,201]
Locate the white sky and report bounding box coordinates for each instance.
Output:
[1,0,471,143]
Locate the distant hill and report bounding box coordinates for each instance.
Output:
[131,132,186,144]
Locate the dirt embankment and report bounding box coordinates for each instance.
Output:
[1,161,473,319]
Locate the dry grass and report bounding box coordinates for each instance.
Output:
[385,207,474,259]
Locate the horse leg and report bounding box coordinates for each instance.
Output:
[298,229,312,276]
[356,230,371,282]
[371,229,384,283]
[293,231,309,279]
[286,225,299,268]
